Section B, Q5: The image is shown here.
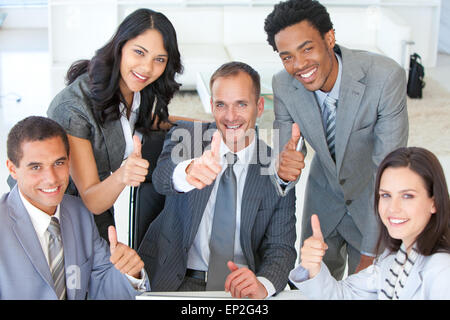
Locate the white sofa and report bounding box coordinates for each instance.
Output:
[148,5,411,92]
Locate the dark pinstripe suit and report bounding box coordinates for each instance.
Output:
[138,121,297,293]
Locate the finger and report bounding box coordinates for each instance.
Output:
[108,226,118,253]
[285,123,301,150]
[291,123,301,143]
[132,135,142,158]
[311,214,324,240]
[227,261,239,273]
[210,130,222,161]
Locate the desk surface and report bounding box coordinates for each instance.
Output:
[137,290,307,300]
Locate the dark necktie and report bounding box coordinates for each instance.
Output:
[47,217,66,300]
[206,152,238,291]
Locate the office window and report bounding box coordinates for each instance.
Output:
[0,0,47,6]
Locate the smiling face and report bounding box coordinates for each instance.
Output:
[378,166,437,250]
[210,71,264,153]
[119,28,168,104]
[274,20,338,93]
[7,137,70,216]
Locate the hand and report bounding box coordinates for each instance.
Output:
[355,254,375,273]
[300,214,328,278]
[225,261,268,299]
[185,130,222,189]
[277,123,305,182]
[120,135,149,187]
[108,226,144,279]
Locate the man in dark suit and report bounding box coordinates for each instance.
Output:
[0,116,149,299]
[264,0,408,279]
[138,62,297,299]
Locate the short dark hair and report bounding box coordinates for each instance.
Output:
[264,0,334,51]
[7,116,70,167]
[209,61,261,100]
[374,147,450,256]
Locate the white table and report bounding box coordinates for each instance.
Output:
[137,290,308,300]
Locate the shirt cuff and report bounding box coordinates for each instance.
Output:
[125,269,148,292]
[172,159,196,193]
[288,265,310,288]
[257,276,276,299]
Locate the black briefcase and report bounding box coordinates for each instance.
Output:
[407,53,425,99]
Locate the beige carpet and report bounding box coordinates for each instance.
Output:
[168,75,450,157]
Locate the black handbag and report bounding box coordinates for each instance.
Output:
[407,53,425,99]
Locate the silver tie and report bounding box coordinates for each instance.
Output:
[324,95,337,161]
[47,217,66,300]
[206,152,238,291]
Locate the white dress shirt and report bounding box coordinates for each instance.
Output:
[119,91,143,160]
[172,137,276,297]
[18,190,147,290]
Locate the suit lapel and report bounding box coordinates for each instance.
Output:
[290,78,336,173]
[59,199,78,300]
[8,187,55,292]
[334,46,366,173]
[100,119,126,172]
[239,139,265,266]
[400,254,424,299]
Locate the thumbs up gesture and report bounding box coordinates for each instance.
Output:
[185,130,222,189]
[277,123,305,182]
[120,135,149,187]
[300,214,328,278]
[108,226,144,279]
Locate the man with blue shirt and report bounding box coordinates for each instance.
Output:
[264,0,408,279]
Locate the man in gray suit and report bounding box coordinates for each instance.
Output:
[264,0,408,279]
[138,62,297,298]
[0,116,149,299]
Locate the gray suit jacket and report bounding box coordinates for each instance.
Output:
[272,45,408,254]
[0,186,149,299]
[138,121,297,293]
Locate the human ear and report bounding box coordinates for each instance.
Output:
[430,197,437,214]
[6,159,18,180]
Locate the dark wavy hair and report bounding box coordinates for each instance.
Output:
[66,8,183,133]
[374,147,450,256]
[264,0,334,51]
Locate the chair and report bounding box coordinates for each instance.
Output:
[128,130,167,250]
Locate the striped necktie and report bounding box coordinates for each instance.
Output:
[206,152,238,291]
[324,95,337,161]
[47,217,66,300]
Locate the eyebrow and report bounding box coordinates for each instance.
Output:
[26,156,68,167]
[279,40,313,56]
[379,188,418,193]
[134,44,168,57]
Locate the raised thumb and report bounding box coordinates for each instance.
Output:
[227,261,239,273]
[108,225,118,253]
[311,214,324,241]
[132,135,142,158]
[210,130,222,160]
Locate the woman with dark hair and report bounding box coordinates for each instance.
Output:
[288,147,450,299]
[47,8,193,240]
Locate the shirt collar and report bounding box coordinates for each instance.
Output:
[314,52,342,110]
[219,134,256,166]
[119,91,141,116]
[18,189,61,238]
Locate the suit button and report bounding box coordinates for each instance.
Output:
[340,179,346,185]
[346,200,352,206]
[177,274,183,280]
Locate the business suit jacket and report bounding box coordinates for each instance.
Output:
[290,250,450,299]
[0,186,149,300]
[138,121,297,293]
[271,45,408,254]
